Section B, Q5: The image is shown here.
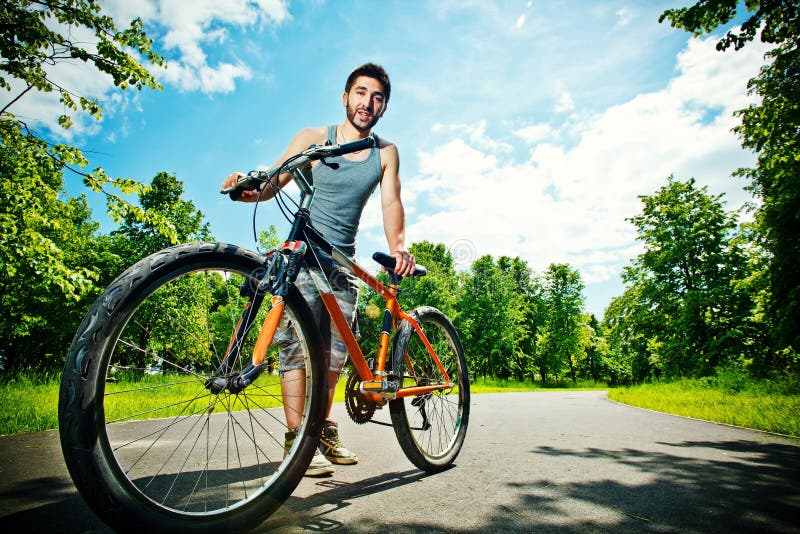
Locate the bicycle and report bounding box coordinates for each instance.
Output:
[58,136,470,533]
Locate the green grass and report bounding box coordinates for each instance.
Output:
[469,376,606,393]
[0,372,289,436]
[333,375,604,400]
[1,373,606,436]
[0,374,60,435]
[103,373,286,423]
[609,377,800,437]
[7,371,797,438]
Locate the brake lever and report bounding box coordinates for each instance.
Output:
[302,143,335,159]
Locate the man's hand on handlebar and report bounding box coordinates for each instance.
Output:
[222,138,377,201]
[222,172,258,202]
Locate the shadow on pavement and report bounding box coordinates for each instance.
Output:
[259,439,800,533]
[259,469,431,532]
[2,432,798,533]
[1,490,109,533]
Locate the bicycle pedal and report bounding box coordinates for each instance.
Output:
[359,379,398,399]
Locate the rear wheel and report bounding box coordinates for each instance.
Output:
[389,306,470,472]
[58,242,327,532]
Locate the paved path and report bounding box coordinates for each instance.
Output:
[1,391,798,532]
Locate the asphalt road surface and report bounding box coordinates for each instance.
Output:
[1,391,798,533]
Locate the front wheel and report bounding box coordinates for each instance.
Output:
[58,242,327,533]
[389,306,470,472]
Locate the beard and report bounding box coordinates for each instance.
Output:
[345,99,382,132]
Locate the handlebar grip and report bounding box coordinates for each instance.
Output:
[221,172,262,201]
[330,136,376,156]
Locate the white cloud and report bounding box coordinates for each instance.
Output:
[0,0,289,137]
[4,64,110,140]
[554,81,575,113]
[514,123,553,144]
[128,0,290,94]
[404,32,771,290]
[613,7,633,31]
[432,121,513,153]
[2,19,115,139]
[154,60,253,94]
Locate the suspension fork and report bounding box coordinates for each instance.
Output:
[206,236,307,394]
[229,210,316,387]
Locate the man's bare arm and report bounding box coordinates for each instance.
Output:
[380,143,415,276]
[222,127,326,202]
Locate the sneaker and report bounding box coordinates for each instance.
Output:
[284,428,335,477]
[320,419,359,465]
[305,449,336,476]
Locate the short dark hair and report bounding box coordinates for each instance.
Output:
[345,63,391,102]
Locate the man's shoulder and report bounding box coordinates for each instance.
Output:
[376,135,398,173]
[376,135,397,160]
[375,133,394,150]
[295,126,328,144]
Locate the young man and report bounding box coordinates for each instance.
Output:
[222,63,415,476]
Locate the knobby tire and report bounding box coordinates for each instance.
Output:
[389,306,470,472]
[58,242,327,533]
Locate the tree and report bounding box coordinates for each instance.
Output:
[1,1,175,300]
[728,221,775,374]
[80,173,216,376]
[403,241,459,319]
[660,0,800,353]
[110,172,213,266]
[602,286,652,384]
[258,225,282,251]
[497,256,541,381]
[537,263,585,383]
[623,176,752,377]
[458,255,526,379]
[2,0,164,123]
[0,128,212,375]
[0,120,105,373]
[580,314,606,383]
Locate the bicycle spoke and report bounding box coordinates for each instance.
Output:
[60,245,327,527]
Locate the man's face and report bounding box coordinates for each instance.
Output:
[343,76,387,133]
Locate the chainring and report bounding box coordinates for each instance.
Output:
[344,371,378,424]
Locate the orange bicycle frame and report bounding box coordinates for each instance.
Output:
[249,244,453,400]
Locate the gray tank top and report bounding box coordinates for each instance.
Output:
[309,125,382,256]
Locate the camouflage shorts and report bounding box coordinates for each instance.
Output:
[275,263,359,375]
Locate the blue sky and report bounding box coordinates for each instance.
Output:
[6,1,769,317]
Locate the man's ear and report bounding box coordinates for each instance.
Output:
[342,92,348,108]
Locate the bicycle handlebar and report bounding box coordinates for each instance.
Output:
[221,136,378,200]
[317,135,376,157]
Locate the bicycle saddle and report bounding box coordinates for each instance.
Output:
[372,252,427,277]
